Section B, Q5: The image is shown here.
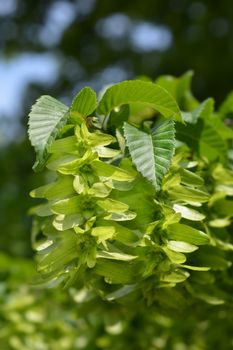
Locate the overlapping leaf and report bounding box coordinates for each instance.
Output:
[124,120,175,190]
[28,96,69,171]
[97,80,182,121]
[70,87,97,117]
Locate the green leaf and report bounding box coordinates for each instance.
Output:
[96,220,139,245]
[107,104,129,130]
[219,90,233,118]
[156,71,198,110]
[104,211,136,221]
[111,175,156,228]
[182,98,214,124]
[105,284,137,301]
[168,185,209,203]
[70,87,97,117]
[48,136,77,154]
[203,114,233,140]
[89,182,111,198]
[124,120,175,190]
[181,265,210,271]
[167,240,199,253]
[95,146,120,158]
[196,293,225,305]
[160,270,190,283]
[176,119,227,162]
[37,232,78,274]
[30,183,52,198]
[97,250,137,261]
[97,198,129,213]
[173,204,205,221]
[162,246,186,264]
[97,80,182,121]
[94,260,136,284]
[209,218,231,228]
[167,223,210,245]
[45,176,75,200]
[51,196,80,215]
[29,203,53,217]
[28,95,69,171]
[53,213,84,231]
[77,123,116,147]
[212,163,233,184]
[178,168,204,187]
[92,160,135,181]
[91,226,116,243]
[46,154,78,171]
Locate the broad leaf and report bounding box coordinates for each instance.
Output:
[219,90,233,118]
[28,96,69,171]
[176,119,227,162]
[97,80,182,121]
[182,98,214,124]
[124,120,175,190]
[107,104,129,130]
[156,71,198,110]
[167,223,210,245]
[70,87,97,117]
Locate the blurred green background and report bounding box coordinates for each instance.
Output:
[0,1,233,349]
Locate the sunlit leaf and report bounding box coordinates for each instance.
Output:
[173,204,205,221]
[97,80,182,121]
[167,240,199,253]
[92,160,135,181]
[91,226,116,243]
[70,87,97,117]
[167,223,210,245]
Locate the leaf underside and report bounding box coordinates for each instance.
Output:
[28,95,69,171]
[124,119,175,190]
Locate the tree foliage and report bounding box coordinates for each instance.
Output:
[4,73,233,350]
[27,74,233,316]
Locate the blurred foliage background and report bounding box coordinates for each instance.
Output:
[0,1,233,349]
